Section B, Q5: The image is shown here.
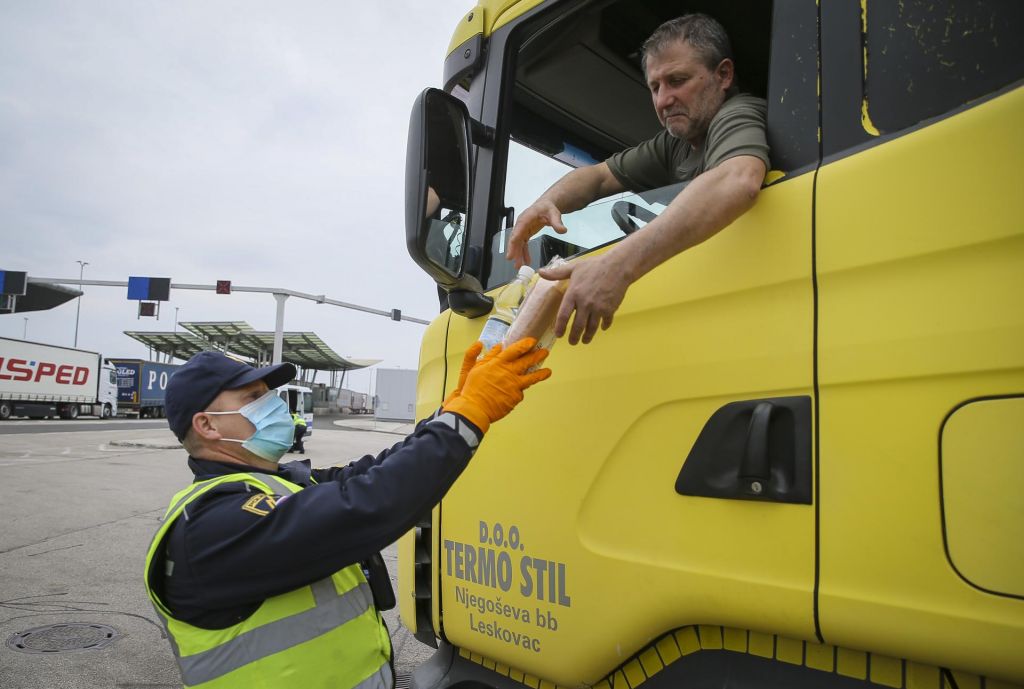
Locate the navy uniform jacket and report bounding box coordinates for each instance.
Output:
[151,410,482,629]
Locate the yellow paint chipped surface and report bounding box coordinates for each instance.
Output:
[862,99,881,136]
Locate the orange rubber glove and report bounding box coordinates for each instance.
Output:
[442,337,551,433]
[443,341,484,406]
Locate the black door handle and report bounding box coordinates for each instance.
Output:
[741,401,774,496]
[675,396,812,504]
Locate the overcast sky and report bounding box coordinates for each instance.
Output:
[0,0,474,394]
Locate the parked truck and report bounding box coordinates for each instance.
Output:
[0,337,118,420]
[107,359,179,418]
[334,388,373,415]
[350,389,372,415]
[400,1,1024,687]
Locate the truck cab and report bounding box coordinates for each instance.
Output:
[400,1,1024,687]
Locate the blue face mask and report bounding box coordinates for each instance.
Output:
[207,391,294,462]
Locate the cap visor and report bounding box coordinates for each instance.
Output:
[227,362,296,391]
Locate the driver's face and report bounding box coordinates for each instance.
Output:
[646,40,732,146]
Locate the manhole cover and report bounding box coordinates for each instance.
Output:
[6,623,121,654]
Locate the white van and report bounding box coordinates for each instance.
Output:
[276,384,313,436]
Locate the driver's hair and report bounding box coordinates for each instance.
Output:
[641,13,736,92]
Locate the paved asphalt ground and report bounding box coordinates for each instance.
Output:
[0,416,434,688]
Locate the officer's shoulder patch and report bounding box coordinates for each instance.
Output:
[241,493,277,516]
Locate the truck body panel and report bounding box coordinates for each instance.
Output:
[108,359,178,417]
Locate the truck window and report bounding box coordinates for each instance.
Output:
[864,0,1024,134]
[302,392,312,413]
[486,0,778,290]
[495,140,630,288]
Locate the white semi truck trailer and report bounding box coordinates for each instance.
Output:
[0,337,118,420]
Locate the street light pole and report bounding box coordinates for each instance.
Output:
[174,307,181,332]
[73,260,89,347]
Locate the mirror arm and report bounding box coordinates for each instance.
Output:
[448,288,494,319]
[470,119,495,147]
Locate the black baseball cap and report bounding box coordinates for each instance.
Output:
[165,351,296,442]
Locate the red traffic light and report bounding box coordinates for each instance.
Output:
[216,280,231,295]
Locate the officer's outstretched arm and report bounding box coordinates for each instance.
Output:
[441,337,551,433]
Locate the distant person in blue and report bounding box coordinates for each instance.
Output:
[143,344,549,688]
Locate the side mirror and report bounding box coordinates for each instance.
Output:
[405,88,474,288]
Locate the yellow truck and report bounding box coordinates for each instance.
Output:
[400,1,1024,687]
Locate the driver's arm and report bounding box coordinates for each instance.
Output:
[606,154,766,282]
[506,162,625,267]
[541,154,766,344]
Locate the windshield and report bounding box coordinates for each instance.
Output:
[488,139,674,289]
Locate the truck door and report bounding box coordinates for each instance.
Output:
[425,1,821,684]
[103,367,118,415]
[301,389,313,434]
[814,1,1024,679]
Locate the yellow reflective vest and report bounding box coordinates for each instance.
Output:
[144,471,392,688]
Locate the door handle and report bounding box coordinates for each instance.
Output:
[741,401,773,496]
[675,396,812,504]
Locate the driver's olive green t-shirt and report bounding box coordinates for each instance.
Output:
[605,93,769,191]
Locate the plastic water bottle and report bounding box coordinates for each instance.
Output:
[503,256,569,356]
[478,265,535,352]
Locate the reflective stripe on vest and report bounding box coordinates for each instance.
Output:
[145,471,391,688]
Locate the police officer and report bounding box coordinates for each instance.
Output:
[145,339,550,688]
[289,409,307,453]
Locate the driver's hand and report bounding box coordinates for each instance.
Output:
[506,199,567,269]
[539,254,630,345]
